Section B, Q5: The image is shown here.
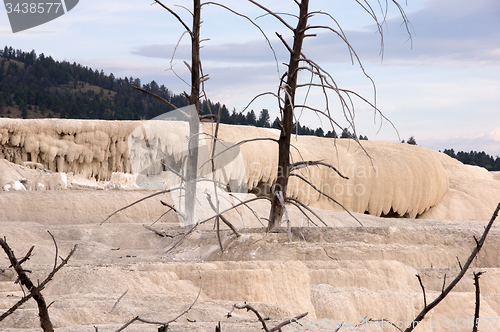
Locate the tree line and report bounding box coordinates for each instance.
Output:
[400,136,499,172]
[0,46,369,140]
[443,149,500,171]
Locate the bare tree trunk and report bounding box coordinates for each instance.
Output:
[473,272,484,332]
[268,0,309,231]
[185,0,201,224]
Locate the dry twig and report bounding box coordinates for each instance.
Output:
[403,203,500,332]
[115,276,202,331]
[0,236,77,331]
[228,302,308,332]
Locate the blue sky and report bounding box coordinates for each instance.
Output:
[1,0,499,156]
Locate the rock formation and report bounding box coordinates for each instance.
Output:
[1,118,499,220]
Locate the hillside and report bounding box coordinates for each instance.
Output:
[0,46,346,138]
[0,47,191,120]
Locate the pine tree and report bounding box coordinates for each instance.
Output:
[257,109,271,127]
[246,110,257,126]
[407,136,417,145]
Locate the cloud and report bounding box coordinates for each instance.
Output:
[363,0,500,65]
[131,0,500,69]
[300,0,500,66]
[487,128,500,142]
[130,39,287,65]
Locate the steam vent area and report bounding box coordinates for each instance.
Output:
[1,118,500,331]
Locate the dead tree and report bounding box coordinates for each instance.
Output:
[105,0,411,243]
[104,1,278,248]
[265,0,310,231]
[0,233,77,332]
[245,0,411,231]
[184,0,202,225]
[128,1,252,232]
[131,0,203,225]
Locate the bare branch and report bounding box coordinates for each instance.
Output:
[275,32,293,54]
[174,4,194,17]
[289,173,363,226]
[101,187,184,225]
[167,30,193,88]
[359,318,404,332]
[247,0,294,31]
[403,203,500,332]
[270,312,308,331]
[0,238,77,329]
[276,191,292,241]
[308,11,353,59]
[166,196,272,254]
[109,290,128,314]
[198,137,279,170]
[230,303,270,332]
[287,199,319,227]
[0,294,31,321]
[16,245,34,267]
[153,0,192,35]
[228,193,265,227]
[206,192,241,237]
[47,231,58,270]
[456,256,462,270]
[255,11,299,20]
[203,1,279,73]
[415,275,426,308]
[143,225,174,238]
[183,60,192,73]
[115,316,170,332]
[242,91,285,113]
[150,208,173,226]
[160,200,185,220]
[164,281,202,325]
[286,197,326,227]
[39,244,77,290]
[215,216,223,256]
[289,160,348,179]
[390,0,413,47]
[131,86,192,120]
[229,302,308,332]
[116,280,201,331]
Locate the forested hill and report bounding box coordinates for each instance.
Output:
[0,46,347,138]
[0,46,196,120]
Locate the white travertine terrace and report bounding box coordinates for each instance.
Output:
[0,118,137,180]
[1,118,499,219]
[211,125,449,218]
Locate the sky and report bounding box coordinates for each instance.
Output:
[1,0,499,156]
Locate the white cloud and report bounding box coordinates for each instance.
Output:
[488,128,500,142]
[131,0,500,69]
